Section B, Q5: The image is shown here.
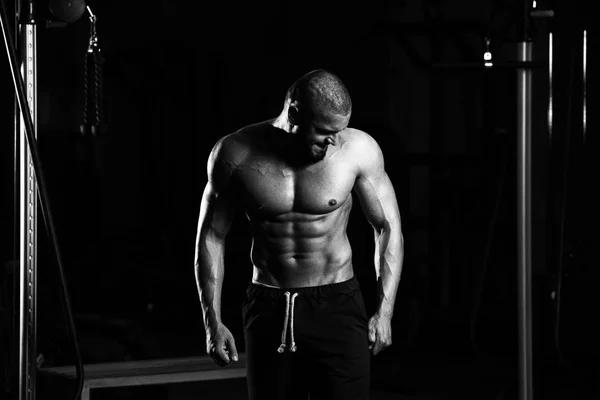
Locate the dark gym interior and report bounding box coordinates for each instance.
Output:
[1,0,596,399]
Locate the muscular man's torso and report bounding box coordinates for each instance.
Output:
[225,121,361,288]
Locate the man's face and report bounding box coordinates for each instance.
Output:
[294,107,350,162]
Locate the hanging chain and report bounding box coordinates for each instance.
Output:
[82,43,89,129]
[80,6,104,136]
[93,50,105,133]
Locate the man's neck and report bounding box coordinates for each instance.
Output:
[272,110,296,135]
[269,114,315,168]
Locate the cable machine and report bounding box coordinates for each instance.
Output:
[1,1,92,399]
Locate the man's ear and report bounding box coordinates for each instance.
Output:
[288,102,300,125]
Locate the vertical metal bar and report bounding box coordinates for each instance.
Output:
[82,386,91,400]
[12,0,21,395]
[18,21,37,400]
[582,29,586,143]
[547,32,553,140]
[4,1,84,396]
[517,40,534,400]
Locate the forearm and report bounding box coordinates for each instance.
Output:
[374,224,404,318]
[194,234,226,331]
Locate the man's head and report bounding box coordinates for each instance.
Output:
[284,69,352,162]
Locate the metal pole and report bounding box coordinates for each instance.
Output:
[16,2,38,399]
[517,40,534,400]
[3,1,85,397]
[582,28,586,143]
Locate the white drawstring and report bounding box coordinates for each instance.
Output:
[277,292,290,353]
[277,291,299,353]
[289,293,298,352]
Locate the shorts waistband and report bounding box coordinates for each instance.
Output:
[246,276,360,300]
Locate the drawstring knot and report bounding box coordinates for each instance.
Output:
[277,291,298,353]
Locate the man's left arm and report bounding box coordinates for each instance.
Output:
[353,132,404,355]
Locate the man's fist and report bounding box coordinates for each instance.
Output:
[206,323,239,367]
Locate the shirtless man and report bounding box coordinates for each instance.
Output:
[195,69,404,400]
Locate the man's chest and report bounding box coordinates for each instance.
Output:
[234,158,357,215]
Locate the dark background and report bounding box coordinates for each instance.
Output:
[1,0,597,398]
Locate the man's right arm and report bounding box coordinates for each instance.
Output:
[194,136,239,363]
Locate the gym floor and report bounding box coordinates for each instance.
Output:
[83,346,600,400]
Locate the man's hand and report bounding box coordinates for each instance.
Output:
[206,323,239,367]
[368,312,392,355]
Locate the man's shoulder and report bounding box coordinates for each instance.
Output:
[338,128,387,176]
[211,120,272,164]
[342,128,382,157]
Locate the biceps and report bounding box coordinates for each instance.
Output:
[355,174,399,231]
[198,183,237,238]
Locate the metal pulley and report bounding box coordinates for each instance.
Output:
[49,0,87,23]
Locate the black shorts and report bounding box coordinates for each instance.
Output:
[242,276,370,400]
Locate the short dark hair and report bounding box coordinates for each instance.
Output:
[286,69,352,116]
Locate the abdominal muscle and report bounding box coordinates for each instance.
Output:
[249,209,354,289]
